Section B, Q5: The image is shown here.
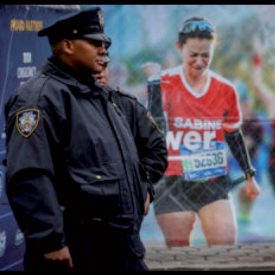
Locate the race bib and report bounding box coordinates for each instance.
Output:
[179,141,227,181]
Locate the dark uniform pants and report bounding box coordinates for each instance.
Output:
[24,219,148,272]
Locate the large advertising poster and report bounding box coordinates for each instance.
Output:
[0,5,74,162]
[96,5,275,247]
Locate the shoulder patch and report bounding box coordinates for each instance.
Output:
[146,112,161,133]
[16,109,40,138]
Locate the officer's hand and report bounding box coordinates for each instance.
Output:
[144,191,150,216]
[44,246,73,269]
[243,177,261,200]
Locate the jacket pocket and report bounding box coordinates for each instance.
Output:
[80,176,122,216]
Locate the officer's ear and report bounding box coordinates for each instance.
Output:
[61,39,75,55]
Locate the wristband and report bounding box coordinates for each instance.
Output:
[245,167,256,179]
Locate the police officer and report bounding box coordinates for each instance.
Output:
[5,7,161,272]
[93,57,168,205]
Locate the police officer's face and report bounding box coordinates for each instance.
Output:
[93,66,109,86]
[67,38,108,74]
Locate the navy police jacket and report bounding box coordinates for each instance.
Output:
[108,87,167,199]
[5,57,160,254]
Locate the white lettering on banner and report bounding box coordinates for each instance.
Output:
[173,117,222,130]
[17,66,36,79]
[14,229,24,246]
[0,231,7,258]
[23,52,32,63]
[166,130,216,151]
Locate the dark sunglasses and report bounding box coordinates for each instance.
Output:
[87,39,111,49]
[180,20,216,34]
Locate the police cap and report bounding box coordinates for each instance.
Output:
[38,7,112,47]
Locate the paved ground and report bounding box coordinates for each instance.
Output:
[144,243,275,271]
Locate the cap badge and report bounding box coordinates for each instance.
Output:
[98,10,104,29]
[16,109,40,138]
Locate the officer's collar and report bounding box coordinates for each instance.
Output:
[42,56,98,94]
